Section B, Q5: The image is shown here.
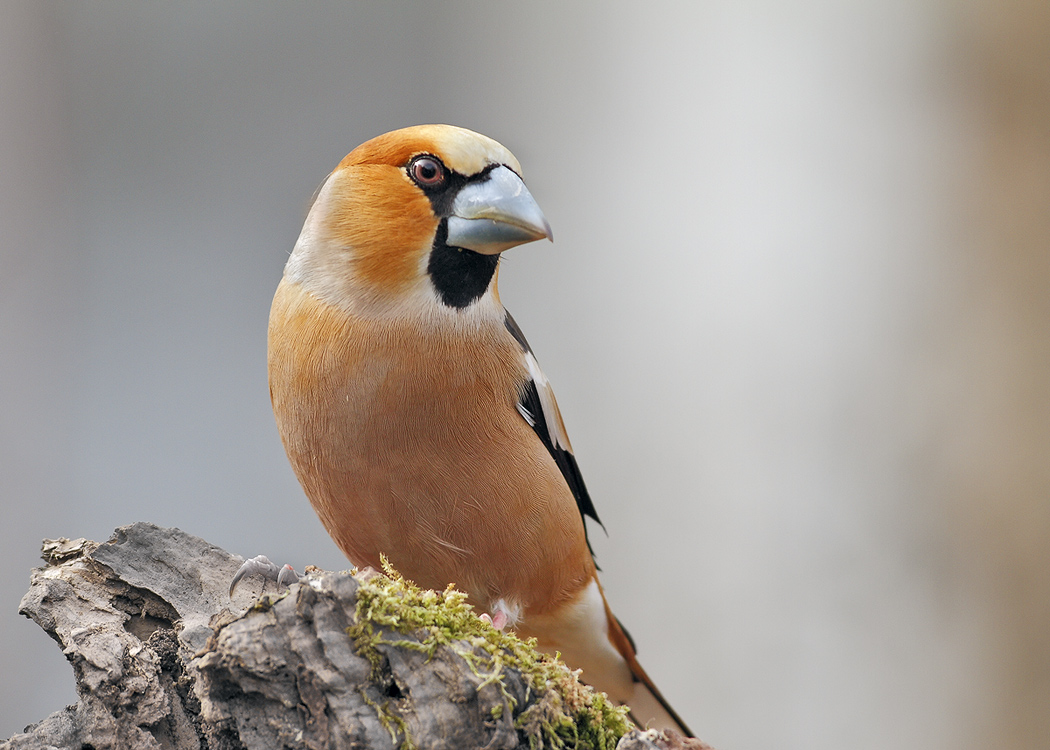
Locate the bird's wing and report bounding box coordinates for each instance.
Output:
[503,312,603,540]
[602,593,695,735]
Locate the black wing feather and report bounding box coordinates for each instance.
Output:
[504,312,604,553]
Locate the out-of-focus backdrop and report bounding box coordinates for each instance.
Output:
[2,2,1048,748]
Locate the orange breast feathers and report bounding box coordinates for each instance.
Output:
[268,278,596,617]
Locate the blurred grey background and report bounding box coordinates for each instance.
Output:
[2,1,1048,748]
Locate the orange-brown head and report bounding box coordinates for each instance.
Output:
[286,124,552,318]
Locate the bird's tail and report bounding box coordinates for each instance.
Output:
[603,598,694,737]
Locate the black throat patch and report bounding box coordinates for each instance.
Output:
[427,220,499,309]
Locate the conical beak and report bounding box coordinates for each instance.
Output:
[445,165,553,255]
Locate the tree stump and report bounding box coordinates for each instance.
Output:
[2,523,710,750]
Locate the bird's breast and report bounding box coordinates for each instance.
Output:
[268,278,595,615]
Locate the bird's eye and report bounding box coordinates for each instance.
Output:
[409,156,447,189]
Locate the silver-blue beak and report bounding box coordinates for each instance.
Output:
[445,166,553,255]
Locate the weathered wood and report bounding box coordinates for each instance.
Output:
[2,523,709,750]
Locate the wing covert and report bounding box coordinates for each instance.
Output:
[504,312,603,543]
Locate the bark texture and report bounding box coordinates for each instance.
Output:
[2,523,710,750]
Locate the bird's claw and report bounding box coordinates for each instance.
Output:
[276,563,301,587]
[479,610,509,630]
[229,554,303,597]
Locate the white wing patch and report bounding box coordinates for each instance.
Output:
[516,402,536,427]
[522,350,571,452]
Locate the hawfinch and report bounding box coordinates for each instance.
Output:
[265,124,691,735]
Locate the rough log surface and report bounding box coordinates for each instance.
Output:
[2,523,711,750]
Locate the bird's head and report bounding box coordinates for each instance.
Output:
[286,124,552,317]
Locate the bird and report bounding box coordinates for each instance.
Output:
[261,124,692,735]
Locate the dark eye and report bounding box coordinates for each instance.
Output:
[409,156,447,188]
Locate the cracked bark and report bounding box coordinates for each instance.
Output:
[2,523,710,750]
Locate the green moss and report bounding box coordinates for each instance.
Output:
[359,688,417,750]
[344,558,631,750]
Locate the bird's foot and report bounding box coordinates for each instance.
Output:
[229,555,304,597]
[479,610,509,630]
